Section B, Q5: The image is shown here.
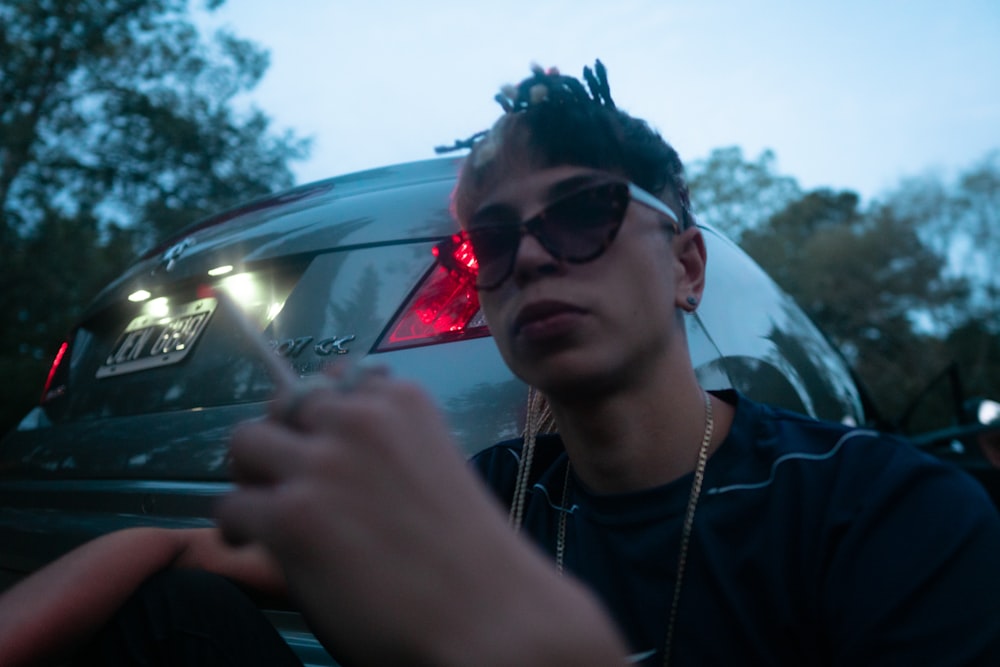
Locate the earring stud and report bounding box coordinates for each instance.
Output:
[686,296,698,307]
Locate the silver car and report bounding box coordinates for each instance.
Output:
[0,157,863,664]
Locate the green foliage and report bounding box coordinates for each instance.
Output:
[945,320,1000,402]
[0,208,138,430]
[0,0,309,241]
[0,0,309,434]
[743,190,960,422]
[695,148,1000,432]
[688,146,801,242]
[885,151,1000,333]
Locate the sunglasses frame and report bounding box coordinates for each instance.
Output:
[434,181,681,291]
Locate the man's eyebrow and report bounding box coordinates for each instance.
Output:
[469,202,519,227]
[545,173,608,200]
[470,172,611,227]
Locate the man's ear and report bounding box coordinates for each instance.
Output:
[673,227,707,312]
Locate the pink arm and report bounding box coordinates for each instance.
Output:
[0,526,284,666]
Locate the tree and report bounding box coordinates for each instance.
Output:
[687,146,1000,433]
[885,151,1000,333]
[864,154,1000,431]
[741,188,970,427]
[0,0,310,434]
[687,146,801,242]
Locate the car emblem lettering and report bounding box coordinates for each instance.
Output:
[273,337,314,358]
[315,335,356,356]
[269,335,356,358]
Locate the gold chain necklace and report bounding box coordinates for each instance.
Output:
[555,392,714,667]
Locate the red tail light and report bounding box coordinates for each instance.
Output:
[41,340,70,403]
[434,234,479,275]
[376,258,490,352]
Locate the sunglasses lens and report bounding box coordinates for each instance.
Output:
[436,182,631,290]
[538,183,628,262]
[467,225,521,288]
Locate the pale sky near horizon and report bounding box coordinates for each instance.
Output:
[196,1,1000,204]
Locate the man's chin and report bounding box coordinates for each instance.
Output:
[514,358,625,403]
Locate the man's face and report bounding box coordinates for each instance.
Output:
[465,163,701,399]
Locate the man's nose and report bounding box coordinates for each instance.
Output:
[511,231,563,284]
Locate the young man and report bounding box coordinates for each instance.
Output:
[2,62,999,666]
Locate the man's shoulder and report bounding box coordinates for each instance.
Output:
[731,390,904,460]
[722,392,997,512]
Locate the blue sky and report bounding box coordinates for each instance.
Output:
[197,0,1000,203]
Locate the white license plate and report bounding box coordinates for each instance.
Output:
[97,298,217,378]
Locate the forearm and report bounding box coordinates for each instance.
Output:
[430,533,630,667]
[0,526,190,666]
[218,376,630,666]
[445,574,630,667]
[284,495,630,667]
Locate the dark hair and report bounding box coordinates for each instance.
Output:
[444,61,693,229]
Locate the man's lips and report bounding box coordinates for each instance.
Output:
[512,300,587,336]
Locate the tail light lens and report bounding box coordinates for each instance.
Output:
[41,340,71,403]
[376,258,490,352]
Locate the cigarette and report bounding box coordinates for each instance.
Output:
[210,288,299,391]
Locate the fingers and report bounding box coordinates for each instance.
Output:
[215,478,321,550]
[220,363,395,546]
[228,419,316,485]
[268,363,390,428]
[214,486,275,547]
[325,361,390,392]
[269,375,336,426]
[221,421,337,548]
[232,363,395,488]
[219,364,450,554]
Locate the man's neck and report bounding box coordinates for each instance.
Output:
[548,372,732,495]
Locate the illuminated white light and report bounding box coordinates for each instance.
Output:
[128,290,152,302]
[265,302,286,322]
[146,297,170,318]
[219,273,258,304]
[208,265,234,277]
[979,400,1000,425]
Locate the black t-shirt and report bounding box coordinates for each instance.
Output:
[471,391,1000,666]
